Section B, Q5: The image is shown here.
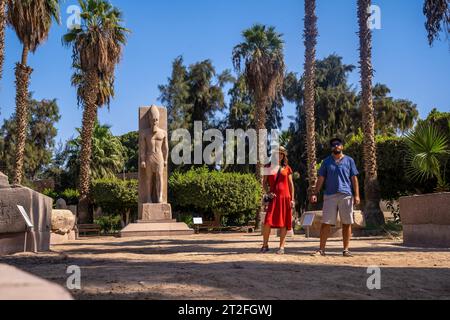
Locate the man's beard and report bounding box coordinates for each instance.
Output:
[333,150,343,155]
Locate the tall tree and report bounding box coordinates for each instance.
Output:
[7,0,61,185]
[158,56,191,133]
[64,122,125,181]
[63,0,129,222]
[119,131,139,173]
[423,0,450,46]
[0,0,6,84]
[232,24,285,229]
[225,75,284,174]
[228,74,283,131]
[0,95,60,180]
[303,0,319,198]
[159,56,233,133]
[358,0,385,226]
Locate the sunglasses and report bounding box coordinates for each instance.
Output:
[331,143,342,148]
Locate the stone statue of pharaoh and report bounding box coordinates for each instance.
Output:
[140,106,169,203]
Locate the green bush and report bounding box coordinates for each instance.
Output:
[60,189,80,205]
[42,188,80,206]
[94,215,122,234]
[43,188,59,201]
[169,167,262,226]
[177,213,194,229]
[91,178,138,223]
[346,136,435,200]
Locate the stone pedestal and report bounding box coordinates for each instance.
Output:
[400,193,450,248]
[120,203,194,238]
[140,203,172,221]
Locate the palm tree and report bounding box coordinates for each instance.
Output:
[406,123,449,192]
[358,0,385,226]
[7,0,60,185]
[63,0,128,222]
[0,0,6,84]
[423,0,449,46]
[66,122,125,181]
[71,64,115,109]
[233,24,285,229]
[304,0,318,198]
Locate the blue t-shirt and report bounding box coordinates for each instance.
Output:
[318,155,359,196]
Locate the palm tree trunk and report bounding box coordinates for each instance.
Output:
[13,45,32,185]
[255,95,268,231]
[358,0,385,227]
[0,0,6,83]
[78,70,99,223]
[304,0,318,198]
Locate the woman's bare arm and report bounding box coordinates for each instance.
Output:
[289,174,295,202]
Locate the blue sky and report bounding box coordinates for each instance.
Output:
[0,0,449,144]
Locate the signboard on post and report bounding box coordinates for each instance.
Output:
[17,205,33,228]
[193,218,203,225]
[300,212,316,238]
[17,205,34,253]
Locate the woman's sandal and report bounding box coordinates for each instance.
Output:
[259,246,270,254]
[310,250,326,257]
[343,250,354,258]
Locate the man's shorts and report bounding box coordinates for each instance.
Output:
[322,193,355,226]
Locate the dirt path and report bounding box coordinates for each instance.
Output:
[1,233,449,300]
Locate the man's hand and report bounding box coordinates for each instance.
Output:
[354,196,361,206]
[141,161,146,169]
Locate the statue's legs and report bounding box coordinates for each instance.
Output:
[156,170,163,203]
[145,160,154,203]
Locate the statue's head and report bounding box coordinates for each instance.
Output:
[149,105,160,130]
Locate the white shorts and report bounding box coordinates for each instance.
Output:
[322,193,354,226]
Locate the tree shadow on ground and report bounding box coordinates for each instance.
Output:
[47,236,450,256]
[1,237,449,300]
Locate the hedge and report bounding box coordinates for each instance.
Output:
[90,178,138,223]
[346,136,435,200]
[169,167,262,225]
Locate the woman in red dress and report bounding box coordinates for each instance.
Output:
[260,147,295,255]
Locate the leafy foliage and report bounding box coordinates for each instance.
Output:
[169,167,262,225]
[405,123,449,191]
[64,122,125,180]
[159,56,233,133]
[119,131,139,173]
[423,0,450,46]
[94,215,122,234]
[0,95,60,180]
[91,178,138,218]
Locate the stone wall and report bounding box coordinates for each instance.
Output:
[0,172,52,255]
[400,193,450,248]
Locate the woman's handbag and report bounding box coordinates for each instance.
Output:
[263,167,282,205]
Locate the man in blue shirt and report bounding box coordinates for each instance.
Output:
[310,138,361,257]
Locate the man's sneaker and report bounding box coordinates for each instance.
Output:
[276,248,285,255]
[343,250,354,258]
[311,250,326,257]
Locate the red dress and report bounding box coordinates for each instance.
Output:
[264,165,293,230]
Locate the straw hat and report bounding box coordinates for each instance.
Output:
[273,146,288,156]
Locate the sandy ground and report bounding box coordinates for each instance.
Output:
[1,233,449,300]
